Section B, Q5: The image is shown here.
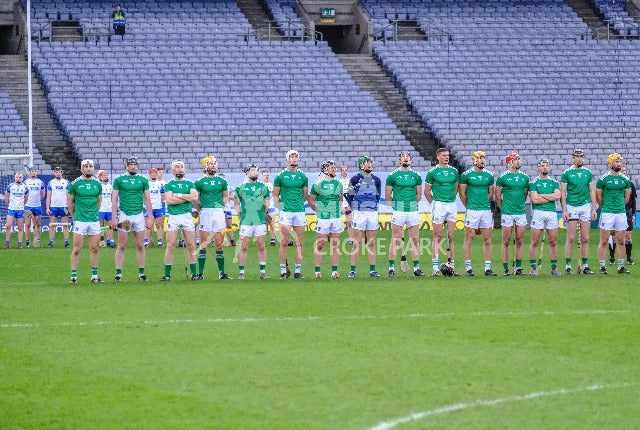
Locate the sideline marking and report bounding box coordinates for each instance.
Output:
[370,383,633,430]
[0,309,630,329]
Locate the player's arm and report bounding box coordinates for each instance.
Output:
[423,183,433,204]
[272,186,280,209]
[307,193,317,212]
[495,187,503,210]
[222,190,229,207]
[143,189,154,228]
[46,187,52,215]
[560,183,568,218]
[234,196,241,216]
[3,190,8,205]
[588,182,597,220]
[110,188,119,229]
[416,184,422,203]
[39,186,45,201]
[302,186,309,203]
[345,177,356,207]
[23,189,29,205]
[488,185,495,203]
[66,192,75,219]
[384,185,393,208]
[459,183,467,207]
[595,188,603,207]
[528,190,545,204]
[624,187,631,205]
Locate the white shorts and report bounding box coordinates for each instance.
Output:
[118,211,146,232]
[501,214,528,227]
[531,210,559,230]
[391,211,420,228]
[239,224,267,238]
[464,209,494,229]
[599,212,628,231]
[352,211,379,231]
[167,212,196,232]
[72,221,101,236]
[199,208,226,232]
[316,217,344,235]
[566,203,592,222]
[279,211,307,227]
[431,201,457,224]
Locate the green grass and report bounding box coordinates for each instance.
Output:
[1,230,639,429]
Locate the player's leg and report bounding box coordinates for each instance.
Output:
[463,226,475,274]
[48,216,57,245]
[407,224,423,276]
[529,227,542,274]
[565,219,577,269]
[5,214,14,247]
[88,230,102,282]
[16,217,24,247]
[578,219,592,273]
[431,222,444,275]
[162,227,179,280]
[237,233,250,278]
[329,231,341,277]
[33,213,42,245]
[278,221,292,277]
[155,215,165,246]
[255,231,268,278]
[61,214,69,245]
[133,229,147,279]
[388,223,403,276]
[514,225,526,272]
[69,231,84,282]
[614,228,629,273]
[500,223,513,274]
[625,230,633,265]
[183,228,197,278]
[114,227,129,280]
[314,231,327,278]
[349,227,363,276]
[547,227,559,274]
[344,211,353,244]
[597,227,611,273]
[445,219,456,263]
[292,225,305,267]
[480,227,495,275]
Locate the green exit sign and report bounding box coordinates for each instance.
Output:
[321,8,335,18]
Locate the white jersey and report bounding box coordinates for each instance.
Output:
[47,178,69,208]
[24,178,45,207]
[262,181,275,209]
[6,183,28,210]
[99,182,113,213]
[149,179,165,210]
[339,175,350,208]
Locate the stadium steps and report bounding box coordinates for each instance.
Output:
[395,20,427,41]
[0,55,79,174]
[337,53,441,165]
[50,20,84,42]
[625,0,640,23]
[565,0,618,37]
[236,0,284,40]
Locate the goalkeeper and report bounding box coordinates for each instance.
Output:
[194,155,231,280]
[234,163,271,280]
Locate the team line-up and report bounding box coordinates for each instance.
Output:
[3,148,636,282]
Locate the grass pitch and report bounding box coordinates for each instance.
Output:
[1,229,639,429]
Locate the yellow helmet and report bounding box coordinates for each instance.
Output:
[607,153,622,164]
[471,151,486,162]
[201,155,217,169]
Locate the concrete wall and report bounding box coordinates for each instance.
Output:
[0,0,26,54]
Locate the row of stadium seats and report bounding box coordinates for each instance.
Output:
[594,0,640,36]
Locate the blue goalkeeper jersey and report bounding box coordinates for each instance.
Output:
[346,173,381,212]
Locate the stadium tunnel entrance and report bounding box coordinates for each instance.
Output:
[316,24,360,54]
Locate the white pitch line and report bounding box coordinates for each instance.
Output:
[0,309,630,329]
[369,383,633,430]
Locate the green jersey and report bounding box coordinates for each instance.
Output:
[235,181,269,226]
[310,178,343,219]
[195,175,227,209]
[112,174,149,215]
[596,173,631,214]
[528,177,560,212]
[385,169,422,212]
[164,179,195,215]
[459,169,494,210]
[560,167,593,206]
[274,169,308,213]
[425,165,459,203]
[67,178,102,222]
[496,171,529,215]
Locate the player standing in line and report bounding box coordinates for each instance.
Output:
[4,173,28,248]
[560,149,596,275]
[261,169,278,246]
[146,167,166,247]
[385,151,424,277]
[597,153,632,274]
[194,156,231,280]
[528,159,561,275]
[97,170,115,248]
[68,160,103,283]
[46,166,70,248]
[23,166,45,248]
[161,160,199,281]
[273,150,309,279]
[495,153,529,276]
[111,157,153,282]
[425,148,460,276]
[235,163,271,280]
[338,165,354,245]
[346,156,382,278]
[609,165,637,266]
[308,160,345,279]
[459,151,497,276]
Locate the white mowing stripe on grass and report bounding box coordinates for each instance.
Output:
[369,383,633,430]
[0,309,630,329]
